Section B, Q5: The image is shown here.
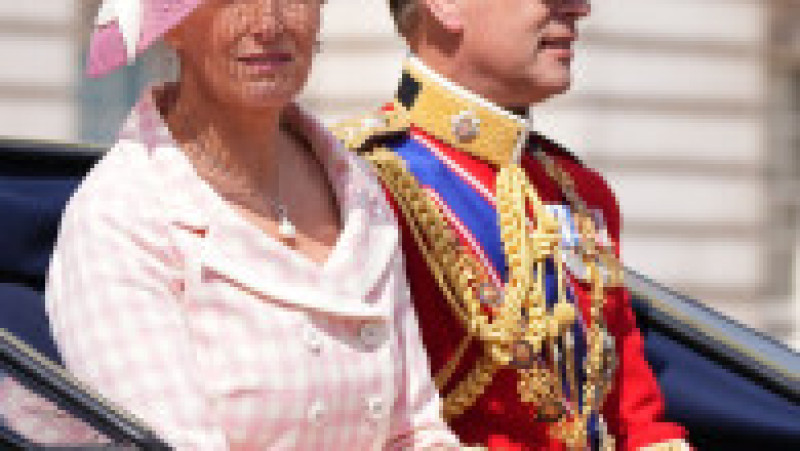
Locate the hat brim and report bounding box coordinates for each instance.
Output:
[86,1,203,78]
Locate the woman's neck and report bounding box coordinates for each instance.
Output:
[170,78,282,157]
[160,79,292,210]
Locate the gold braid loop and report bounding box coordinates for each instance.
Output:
[442,355,499,420]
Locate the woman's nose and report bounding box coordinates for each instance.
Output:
[247,0,286,39]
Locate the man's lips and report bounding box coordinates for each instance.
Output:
[540,36,575,48]
[539,36,575,57]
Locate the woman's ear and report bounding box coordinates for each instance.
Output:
[419,0,464,33]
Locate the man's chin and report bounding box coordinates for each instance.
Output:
[549,80,572,97]
[518,80,572,105]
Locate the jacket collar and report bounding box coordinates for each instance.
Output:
[396,56,530,167]
[120,88,398,319]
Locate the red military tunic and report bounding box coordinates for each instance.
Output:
[336,57,689,450]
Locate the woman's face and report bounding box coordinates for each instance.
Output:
[167,0,322,110]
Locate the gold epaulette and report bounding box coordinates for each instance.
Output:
[331,102,410,153]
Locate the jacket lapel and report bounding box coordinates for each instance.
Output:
[152,104,400,320]
[199,241,393,319]
[135,90,401,320]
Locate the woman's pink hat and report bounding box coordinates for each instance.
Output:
[86,0,203,78]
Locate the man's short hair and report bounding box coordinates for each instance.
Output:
[388,0,419,38]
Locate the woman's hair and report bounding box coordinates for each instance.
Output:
[140,40,183,86]
[388,0,419,38]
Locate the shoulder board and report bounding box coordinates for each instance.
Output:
[529,132,584,166]
[331,102,410,153]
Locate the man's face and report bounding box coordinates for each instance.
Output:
[455,0,591,106]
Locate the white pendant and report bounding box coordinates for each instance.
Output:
[278,210,297,239]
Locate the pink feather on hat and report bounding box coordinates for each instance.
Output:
[86,0,203,78]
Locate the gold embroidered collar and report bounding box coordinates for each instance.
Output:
[396,57,529,167]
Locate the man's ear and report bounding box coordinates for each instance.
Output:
[419,0,464,33]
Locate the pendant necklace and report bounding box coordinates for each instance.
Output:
[183,131,298,242]
[273,141,297,241]
[168,88,298,243]
[276,203,296,240]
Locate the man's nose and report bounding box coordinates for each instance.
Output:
[560,0,591,18]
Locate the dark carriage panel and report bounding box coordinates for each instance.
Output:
[627,270,800,449]
[1,138,104,365]
[1,139,166,449]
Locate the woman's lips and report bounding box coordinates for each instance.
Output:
[236,52,293,72]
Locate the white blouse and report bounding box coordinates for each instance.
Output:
[40,91,459,450]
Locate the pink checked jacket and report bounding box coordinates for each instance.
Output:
[35,92,459,450]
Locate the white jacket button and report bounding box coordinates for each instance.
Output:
[308,400,326,422]
[304,327,323,354]
[366,396,386,421]
[358,322,386,349]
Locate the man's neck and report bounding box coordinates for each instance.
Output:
[407,54,530,121]
[413,46,545,111]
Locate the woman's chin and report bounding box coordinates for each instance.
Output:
[222,82,302,111]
